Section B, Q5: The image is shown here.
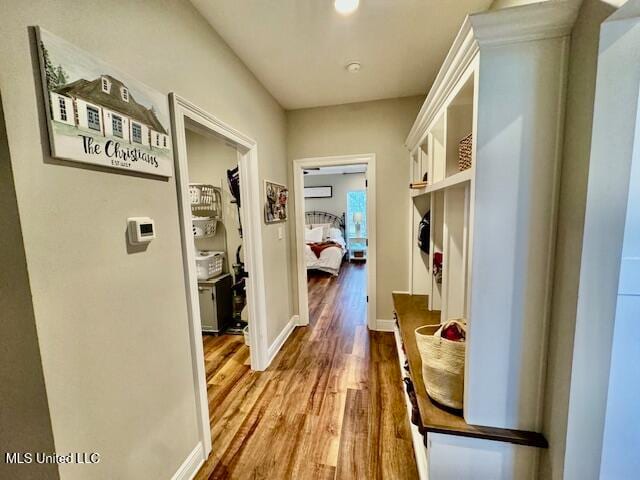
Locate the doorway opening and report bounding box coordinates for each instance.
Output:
[170,94,268,463]
[293,154,377,330]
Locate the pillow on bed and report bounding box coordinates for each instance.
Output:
[328,227,343,239]
[310,223,332,240]
[305,226,324,243]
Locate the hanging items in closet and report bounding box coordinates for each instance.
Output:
[417,211,430,254]
[228,244,248,335]
[226,166,249,335]
[458,133,473,171]
[226,165,247,319]
[433,251,443,284]
[227,166,243,238]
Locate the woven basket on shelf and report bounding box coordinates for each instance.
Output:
[415,320,466,409]
[458,133,472,171]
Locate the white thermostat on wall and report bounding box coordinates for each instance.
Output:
[127,217,156,245]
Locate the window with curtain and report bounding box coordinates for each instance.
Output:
[347,190,367,238]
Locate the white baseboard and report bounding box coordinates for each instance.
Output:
[375,319,396,332]
[266,315,297,367]
[392,290,411,295]
[171,443,205,480]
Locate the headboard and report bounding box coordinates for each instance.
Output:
[305,211,346,236]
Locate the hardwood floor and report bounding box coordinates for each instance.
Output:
[195,262,418,480]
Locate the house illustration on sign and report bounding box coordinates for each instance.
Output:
[49,74,171,150]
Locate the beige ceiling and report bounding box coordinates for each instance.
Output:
[191,0,493,110]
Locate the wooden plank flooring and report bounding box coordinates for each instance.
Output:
[195,262,418,480]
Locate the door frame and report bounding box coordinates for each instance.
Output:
[292,153,377,330]
[169,94,269,459]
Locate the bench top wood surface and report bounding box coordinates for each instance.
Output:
[392,293,548,448]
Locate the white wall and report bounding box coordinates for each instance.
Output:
[599,297,640,479]
[287,96,424,320]
[0,1,292,478]
[599,132,640,475]
[532,0,618,477]
[303,172,366,222]
[563,5,640,479]
[0,93,59,480]
[487,1,635,479]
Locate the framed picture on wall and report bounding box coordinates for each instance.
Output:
[264,180,288,224]
[304,186,333,198]
[35,27,174,177]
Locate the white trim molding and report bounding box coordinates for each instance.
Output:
[292,153,377,330]
[267,315,298,366]
[375,319,397,332]
[169,93,270,460]
[405,0,581,151]
[171,443,205,480]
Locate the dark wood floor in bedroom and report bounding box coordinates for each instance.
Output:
[195,262,418,480]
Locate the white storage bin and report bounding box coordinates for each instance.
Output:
[196,251,225,280]
[192,216,217,238]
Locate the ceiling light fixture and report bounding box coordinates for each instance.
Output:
[334,0,359,15]
[346,61,361,73]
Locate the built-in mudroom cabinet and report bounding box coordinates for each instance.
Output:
[395,2,580,479]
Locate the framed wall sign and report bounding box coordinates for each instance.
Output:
[304,186,333,198]
[264,180,288,224]
[35,27,173,177]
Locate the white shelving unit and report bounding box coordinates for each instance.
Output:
[402,2,580,478]
[429,190,444,312]
[431,114,446,184]
[442,183,469,322]
[411,194,431,297]
[411,169,472,197]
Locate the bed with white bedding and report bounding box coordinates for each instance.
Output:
[304,211,347,276]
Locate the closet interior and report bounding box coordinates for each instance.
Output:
[185,121,249,345]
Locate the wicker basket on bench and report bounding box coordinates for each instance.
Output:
[415,320,466,409]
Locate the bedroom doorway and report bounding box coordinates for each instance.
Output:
[293,154,377,330]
